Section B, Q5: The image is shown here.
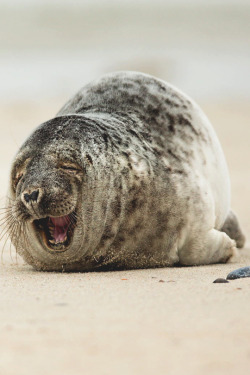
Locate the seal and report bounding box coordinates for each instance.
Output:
[6,71,246,271]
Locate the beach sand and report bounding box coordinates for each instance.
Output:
[0,100,249,375]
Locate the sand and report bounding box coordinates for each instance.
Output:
[0,100,249,375]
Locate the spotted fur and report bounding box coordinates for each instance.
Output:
[7,71,245,271]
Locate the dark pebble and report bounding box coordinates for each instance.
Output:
[159,280,165,283]
[213,278,229,283]
[227,266,250,280]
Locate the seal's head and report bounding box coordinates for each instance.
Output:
[7,115,117,271]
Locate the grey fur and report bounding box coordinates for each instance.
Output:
[7,71,245,271]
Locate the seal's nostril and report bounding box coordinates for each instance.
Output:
[30,190,39,201]
[24,190,39,203]
[24,193,30,203]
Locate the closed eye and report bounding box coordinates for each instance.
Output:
[59,164,82,174]
[61,166,78,171]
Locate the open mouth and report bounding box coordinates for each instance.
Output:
[33,212,77,252]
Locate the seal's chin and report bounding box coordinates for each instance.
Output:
[33,212,77,252]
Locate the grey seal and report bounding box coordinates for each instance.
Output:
[6,71,246,271]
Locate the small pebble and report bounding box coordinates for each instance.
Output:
[227,266,250,280]
[213,278,229,283]
[159,279,165,283]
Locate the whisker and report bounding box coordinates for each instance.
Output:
[0,216,13,227]
[13,219,26,264]
[0,219,16,243]
[22,223,30,256]
[8,223,18,264]
[13,221,25,264]
[0,201,29,264]
[1,222,17,264]
[0,206,13,212]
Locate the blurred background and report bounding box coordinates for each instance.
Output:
[1,0,250,101]
[0,3,250,375]
[0,0,249,231]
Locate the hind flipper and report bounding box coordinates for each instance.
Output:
[220,210,246,248]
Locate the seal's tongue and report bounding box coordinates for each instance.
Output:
[50,215,70,243]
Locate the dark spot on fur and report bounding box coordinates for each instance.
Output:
[165,166,172,172]
[168,124,174,133]
[85,154,93,164]
[129,198,138,212]
[102,132,109,146]
[114,135,122,145]
[147,105,160,119]
[127,197,145,214]
[121,167,129,176]
[128,129,140,138]
[165,98,180,108]
[116,235,125,243]
[166,114,175,133]
[177,115,199,136]
[94,87,105,95]
[113,177,123,190]
[111,199,122,217]
[101,228,115,241]
[154,148,164,157]
[172,169,186,175]
[167,149,181,162]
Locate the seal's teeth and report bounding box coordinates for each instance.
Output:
[50,235,68,245]
[49,229,54,238]
[58,235,68,244]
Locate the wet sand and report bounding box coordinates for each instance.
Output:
[0,100,249,375]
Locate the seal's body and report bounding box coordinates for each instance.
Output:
[8,72,245,271]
